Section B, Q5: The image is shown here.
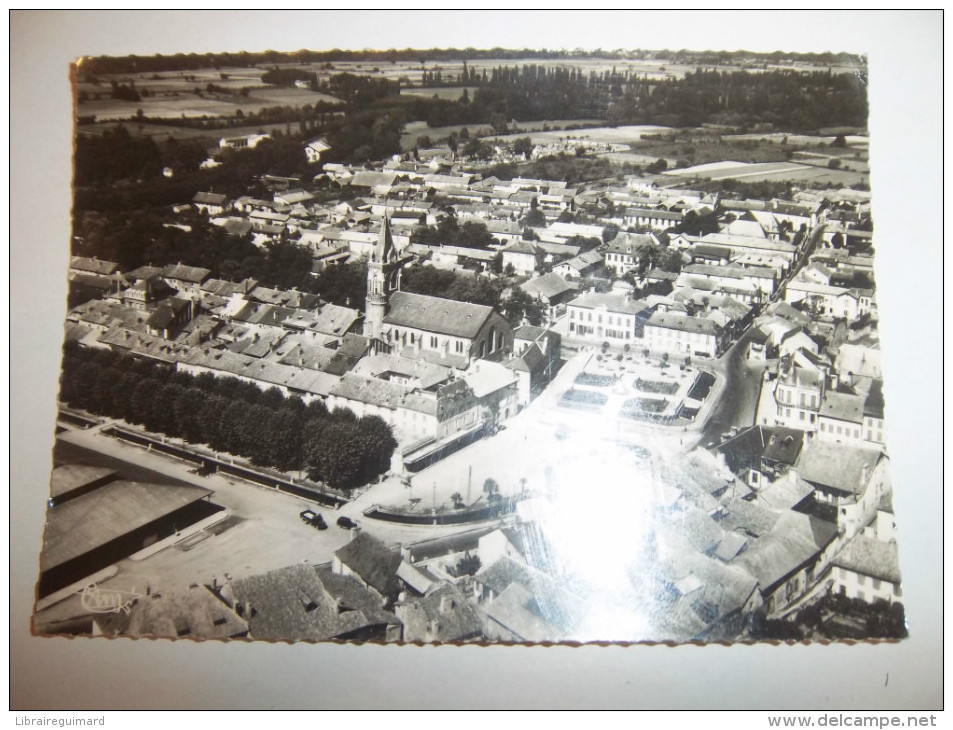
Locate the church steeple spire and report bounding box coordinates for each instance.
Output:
[371,214,396,264]
[363,215,402,344]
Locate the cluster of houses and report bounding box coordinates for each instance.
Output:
[82,410,898,642]
[62,133,894,639]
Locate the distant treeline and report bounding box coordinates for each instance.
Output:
[59,343,397,489]
[78,47,864,76]
[401,65,868,132]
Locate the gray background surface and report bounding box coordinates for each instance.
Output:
[10,10,943,710]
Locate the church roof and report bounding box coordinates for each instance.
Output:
[384,292,494,339]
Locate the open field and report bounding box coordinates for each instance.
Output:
[75,120,310,145]
[400,118,606,150]
[78,88,342,122]
[487,124,674,146]
[78,67,341,122]
[723,132,869,147]
[298,57,863,86]
[400,86,479,100]
[664,159,868,186]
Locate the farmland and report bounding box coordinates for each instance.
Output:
[400,118,606,150]
[77,66,342,122]
[400,86,479,101]
[663,159,868,186]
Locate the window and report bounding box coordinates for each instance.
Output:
[872,579,881,590]
[857,574,865,586]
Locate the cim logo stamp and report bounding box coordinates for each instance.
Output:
[80,583,143,614]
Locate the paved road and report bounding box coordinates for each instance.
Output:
[701,332,769,444]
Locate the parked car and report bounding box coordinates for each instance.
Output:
[336,516,357,530]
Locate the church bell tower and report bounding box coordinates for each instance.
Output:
[363,215,401,343]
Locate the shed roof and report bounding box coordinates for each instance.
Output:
[41,478,212,571]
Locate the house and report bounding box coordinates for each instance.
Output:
[121,277,176,312]
[643,311,723,358]
[831,536,902,604]
[603,232,658,276]
[796,440,890,539]
[784,274,874,321]
[192,192,229,216]
[304,137,331,164]
[622,206,683,231]
[566,291,652,345]
[734,510,839,617]
[716,425,806,492]
[92,585,247,640]
[816,390,865,445]
[162,263,211,296]
[221,563,401,643]
[519,272,577,323]
[394,583,483,643]
[757,356,825,430]
[146,297,193,339]
[506,325,561,404]
[501,239,541,276]
[862,379,887,446]
[552,249,603,280]
[332,532,403,602]
[350,170,399,196]
[219,133,270,150]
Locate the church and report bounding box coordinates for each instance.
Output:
[363,217,514,368]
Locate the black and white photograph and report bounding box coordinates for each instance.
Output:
[11,9,942,711]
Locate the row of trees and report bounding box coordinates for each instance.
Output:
[396,64,868,133]
[58,344,396,489]
[79,49,864,78]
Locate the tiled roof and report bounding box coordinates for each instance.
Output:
[819,390,864,423]
[384,292,493,339]
[97,586,247,640]
[335,532,402,597]
[796,441,884,495]
[832,536,902,584]
[69,256,118,276]
[227,563,399,642]
[163,263,211,284]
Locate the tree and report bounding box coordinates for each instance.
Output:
[512,137,534,158]
[646,158,668,174]
[483,478,499,497]
[602,224,620,243]
[522,209,546,228]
